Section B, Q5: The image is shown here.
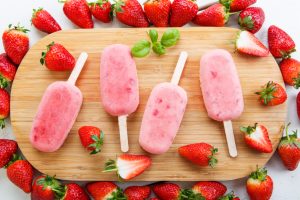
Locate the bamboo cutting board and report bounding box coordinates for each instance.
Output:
[11,27,286,181]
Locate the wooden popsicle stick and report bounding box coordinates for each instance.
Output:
[67,52,88,85]
[223,120,238,157]
[118,115,129,152]
[171,51,188,85]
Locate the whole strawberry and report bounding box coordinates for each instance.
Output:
[89,0,112,23]
[2,24,29,65]
[40,42,75,71]
[277,123,300,171]
[86,181,126,200]
[246,167,273,200]
[78,126,104,154]
[31,175,64,200]
[256,81,287,106]
[61,0,94,28]
[63,183,90,200]
[170,0,198,27]
[279,58,300,87]
[104,154,151,180]
[236,31,269,57]
[178,143,218,167]
[0,88,10,128]
[114,0,149,27]
[144,0,171,27]
[219,192,240,200]
[192,181,227,200]
[0,53,17,88]
[153,182,204,200]
[124,186,151,200]
[31,8,62,34]
[219,0,257,12]
[0,139,18,168]
[240,123,273,153]
[193,3,229,27]
[6,155,34,193]
[238,7,265,34]
[268,25,296,59]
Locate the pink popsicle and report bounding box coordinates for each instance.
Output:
[200,49,244,121]
[30,52,88,152]
[139,82,187,154]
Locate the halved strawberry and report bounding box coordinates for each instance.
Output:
[240,123,273,153]
[103,154,151,180]
[236,30,269,57]
[86,181,126,200]
[255,81,287,106]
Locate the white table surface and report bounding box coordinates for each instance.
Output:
[1,0,300,199]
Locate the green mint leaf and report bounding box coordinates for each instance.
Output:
[152,42,166,55]
[161,29,180,48]
[131,40,151,58]
[149,29,158,43]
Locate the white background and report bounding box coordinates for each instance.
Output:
[0,0,300,199]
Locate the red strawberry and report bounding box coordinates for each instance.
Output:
[61,0,94,28]
[193,3,229,27]
[0,88,10,128]
[2,24,29,65]
[279,58,300,87]
[78,126,104,154]
[63,183,90,200]
[114,0,149,27]
[246,167,273,200]
[86,181,126,200]
[219,192,240,200]
[170,0,198,27]
[6,155,34,193]
[240,123,273,153]
[89,0,112,23]
[0,139,17,168]
[150,198,160,200]
[124,186,151,200]
[104,154,151,180]
[256,81,287,106]
[0,53,17,88]
[31,8,62,34]
[277,123,300,171]
[40,42,75,71]
[236,30,269,57]
[153,183,204,200]
[178,143,218,167]
[298,93,300,120]
[220,0,257,12]
[192,181,227,200]
[31,175,64,200]
[144,0,171,27]
[238,7,265,34]
[268,25,296,59]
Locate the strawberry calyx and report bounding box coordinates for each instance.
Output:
[255,81,277,105]
[238,16,254,31]
[89,0,107,8]
[112,0,125,15]
[219,191,237,200]
[293,73,300,89]
[103,159,121,179]
[7,24,30,34]
[0,119,5,129]
[0,75,9,88]
[37,175,65,199]
[219,0,232,10]
[240,123,257,135]
[281,48,296,60]
[5,154,22,168]
[181,189,205,200]
[209,147,218,168]
[279,123,300,148]
[31,7,43,21]
[249,166,267,182]
[108,188,127,200]
[40,41,55,65]
[88,130,104,154]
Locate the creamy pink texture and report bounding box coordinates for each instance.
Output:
[139,82,187,154]
[30,81,83,152]
[200,49,244,121]
[100,44,139,116]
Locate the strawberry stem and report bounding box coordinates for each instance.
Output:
[293,73,300,89]
[285,122,291,141]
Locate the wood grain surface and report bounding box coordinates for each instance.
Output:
[10,27,286,181]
